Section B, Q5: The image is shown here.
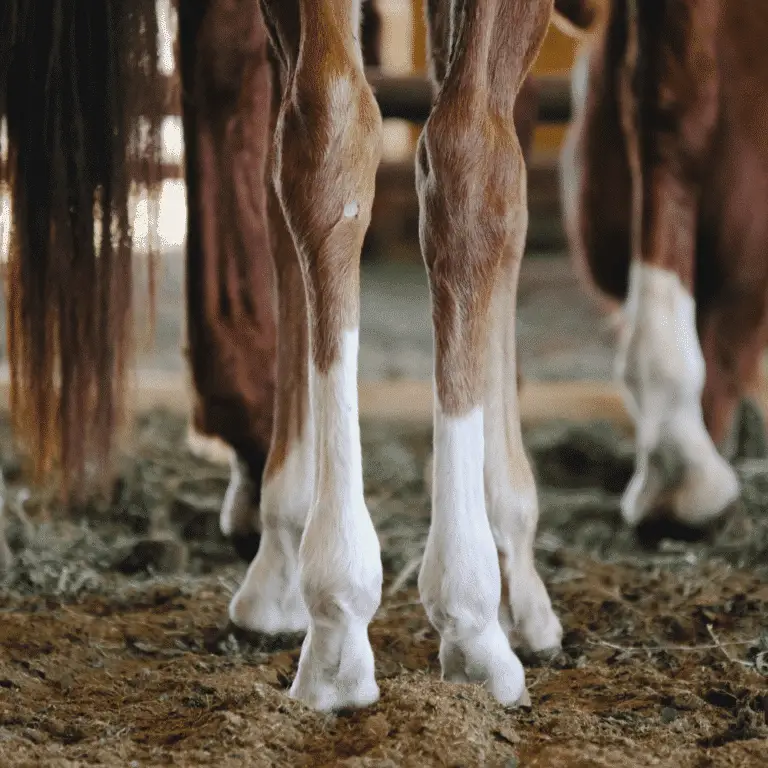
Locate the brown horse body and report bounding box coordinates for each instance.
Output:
[561,0,768,526]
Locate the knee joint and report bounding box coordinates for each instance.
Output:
[418,105,525,271]
[275,65,382,248]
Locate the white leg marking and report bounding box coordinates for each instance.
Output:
[290,329,382,711]
[484,277,562,654]
[228,422,314,635]
[219,455,256,538]
[419,405,528,707]
[617,263,740,526]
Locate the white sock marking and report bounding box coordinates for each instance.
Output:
[290,328,382,711]
[617,262,739,525]
[229,417,314,634]
[419,404,527,706]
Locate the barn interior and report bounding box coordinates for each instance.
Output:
[0,2,766,766]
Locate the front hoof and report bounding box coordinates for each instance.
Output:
[229,573,308,636]
[289,625,379,712]
[289,672,380,712]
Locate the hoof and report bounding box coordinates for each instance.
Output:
[230,530,261,563]
[515,645,563,667]
[634,497,743,549]
[228,543,309,636]
[622,433,740,529]
[289,622,379,712]
[440,621,528,707]
[224,621,305,653]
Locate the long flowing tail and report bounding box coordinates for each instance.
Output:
[0,1,166,496]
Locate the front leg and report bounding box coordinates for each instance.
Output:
[261,0,383,712]
[417,0,555,706]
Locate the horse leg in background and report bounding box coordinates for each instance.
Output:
[0,476,11,572]
[178,0,277,561]
[559,0,632,306]
[417,0,560,706]
[616,0,739,530]
[700,289,768,463]
[228,55,312,637]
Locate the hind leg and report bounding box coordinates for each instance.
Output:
[228,70,313,634]
[560,4,632,304]
[700,293,768,461]
[616,2,738,528]
[617,263,739,527]
[179,0,277,556]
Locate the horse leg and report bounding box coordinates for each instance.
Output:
[179,0,276,559]
[417,0,559,706]
[260,0,383,710]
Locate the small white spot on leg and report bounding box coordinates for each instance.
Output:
[419,405,527,707]
[327,76,354,121]
[343,201,359,219]
[289,329,382,711]
[617,263,739,526]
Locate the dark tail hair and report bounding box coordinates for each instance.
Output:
[0,0,166,496]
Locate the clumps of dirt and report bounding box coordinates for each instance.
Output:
[0,410,767,766]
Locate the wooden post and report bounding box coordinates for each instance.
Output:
[532,24,579,154]
[409,0,427,146]
[411,0,427,73]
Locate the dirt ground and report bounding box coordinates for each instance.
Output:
[0,410,767,767]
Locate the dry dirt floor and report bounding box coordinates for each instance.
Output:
[0,409,767,767]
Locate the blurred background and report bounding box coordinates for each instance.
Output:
[0,0,616,414]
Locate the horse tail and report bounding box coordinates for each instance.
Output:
[0,0,167,497]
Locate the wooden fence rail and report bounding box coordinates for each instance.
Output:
[365,70,572,124]
[1,70,571,251]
